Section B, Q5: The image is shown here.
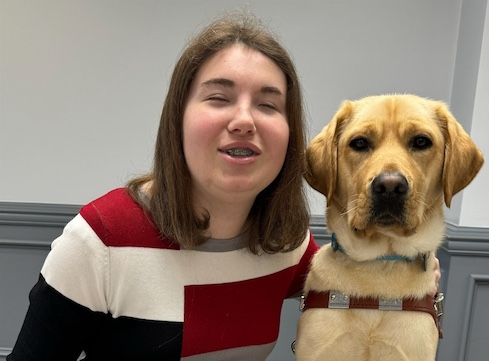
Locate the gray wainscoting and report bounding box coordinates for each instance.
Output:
[436,223,489,361]
[1,203,487,361]
[0,202,81,360]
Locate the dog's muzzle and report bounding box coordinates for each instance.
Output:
[370,171,408,225]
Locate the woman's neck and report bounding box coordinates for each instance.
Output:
[198,201,252,239]
[192,189,255,239]
[143,180,254,240]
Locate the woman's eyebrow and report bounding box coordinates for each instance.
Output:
[261,86,284,96]
[202,78,284,96]
[202,78,234,88]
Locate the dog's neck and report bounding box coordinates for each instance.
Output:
[331,233,418,262]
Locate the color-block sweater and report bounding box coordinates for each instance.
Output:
[8,188,319,361]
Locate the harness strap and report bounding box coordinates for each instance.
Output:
[302,290,443,339]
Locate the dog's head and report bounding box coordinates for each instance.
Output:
[305,94,483,244]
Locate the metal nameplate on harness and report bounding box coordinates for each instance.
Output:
[328,291,350,309]
[379,296,403,310]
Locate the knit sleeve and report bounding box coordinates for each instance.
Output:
[7,274,109,361]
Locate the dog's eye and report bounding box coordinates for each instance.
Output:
[411,136,432,150]
[349,137,370,151]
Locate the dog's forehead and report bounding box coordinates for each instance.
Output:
[354,96,432,120]
[343,95,441,135]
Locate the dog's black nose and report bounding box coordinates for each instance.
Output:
[371,172,408,199]
[370,172,408,225]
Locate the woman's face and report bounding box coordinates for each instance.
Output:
[183,44,289,207]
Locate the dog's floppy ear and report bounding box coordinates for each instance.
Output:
[305,101,352,200]
[436,102,484,207]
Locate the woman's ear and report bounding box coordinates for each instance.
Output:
[305,101,352,201]
[436,103,484,207]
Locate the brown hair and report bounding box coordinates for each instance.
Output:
[127,11,309,254]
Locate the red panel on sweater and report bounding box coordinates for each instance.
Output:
[181,267,294,357]
[80,188,179,249]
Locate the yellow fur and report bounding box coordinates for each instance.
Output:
[296,94,484,361]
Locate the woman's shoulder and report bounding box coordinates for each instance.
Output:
[79,188,177,249]
[82,187,135,209]
[79,188,141,226]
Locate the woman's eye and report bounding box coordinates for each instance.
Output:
[208,96,227,102]
[204,91,229,102]
[260,103,277,111]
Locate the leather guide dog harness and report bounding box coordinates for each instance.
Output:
[301,234,444,339]
[300,290,444,339]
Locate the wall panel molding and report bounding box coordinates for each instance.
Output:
[0,202,80,249]
[0,201,81,226]
[0,347,10,358]
[443,222,489,256]
[309,215,330,244]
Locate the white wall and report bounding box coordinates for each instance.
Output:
[456,1,489,227]
[1,0,486,227]
[443,0,488,227]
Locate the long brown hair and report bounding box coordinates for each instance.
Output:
[128,11,309,254]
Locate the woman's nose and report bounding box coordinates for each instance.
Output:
[227,104,256,135]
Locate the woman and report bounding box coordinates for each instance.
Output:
[8,12,319,360]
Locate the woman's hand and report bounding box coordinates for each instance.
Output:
[432,256,441,296]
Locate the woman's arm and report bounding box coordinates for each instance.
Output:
[8,274,106,361]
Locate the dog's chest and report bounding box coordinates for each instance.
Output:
[296,308,438,360]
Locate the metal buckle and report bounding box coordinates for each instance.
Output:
[299,294,306,312]
[434,292,444,317]
[328,290,350,309]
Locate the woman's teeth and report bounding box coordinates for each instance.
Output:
[224,149,254,156]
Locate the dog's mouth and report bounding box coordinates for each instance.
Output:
[370,212,405,227]
[357,209,417,237]
[370,201,406,226]
[367,192,406,224]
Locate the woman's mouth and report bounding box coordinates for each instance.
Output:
[222,148,256,157]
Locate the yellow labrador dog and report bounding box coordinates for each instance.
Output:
[295,94,483,361]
